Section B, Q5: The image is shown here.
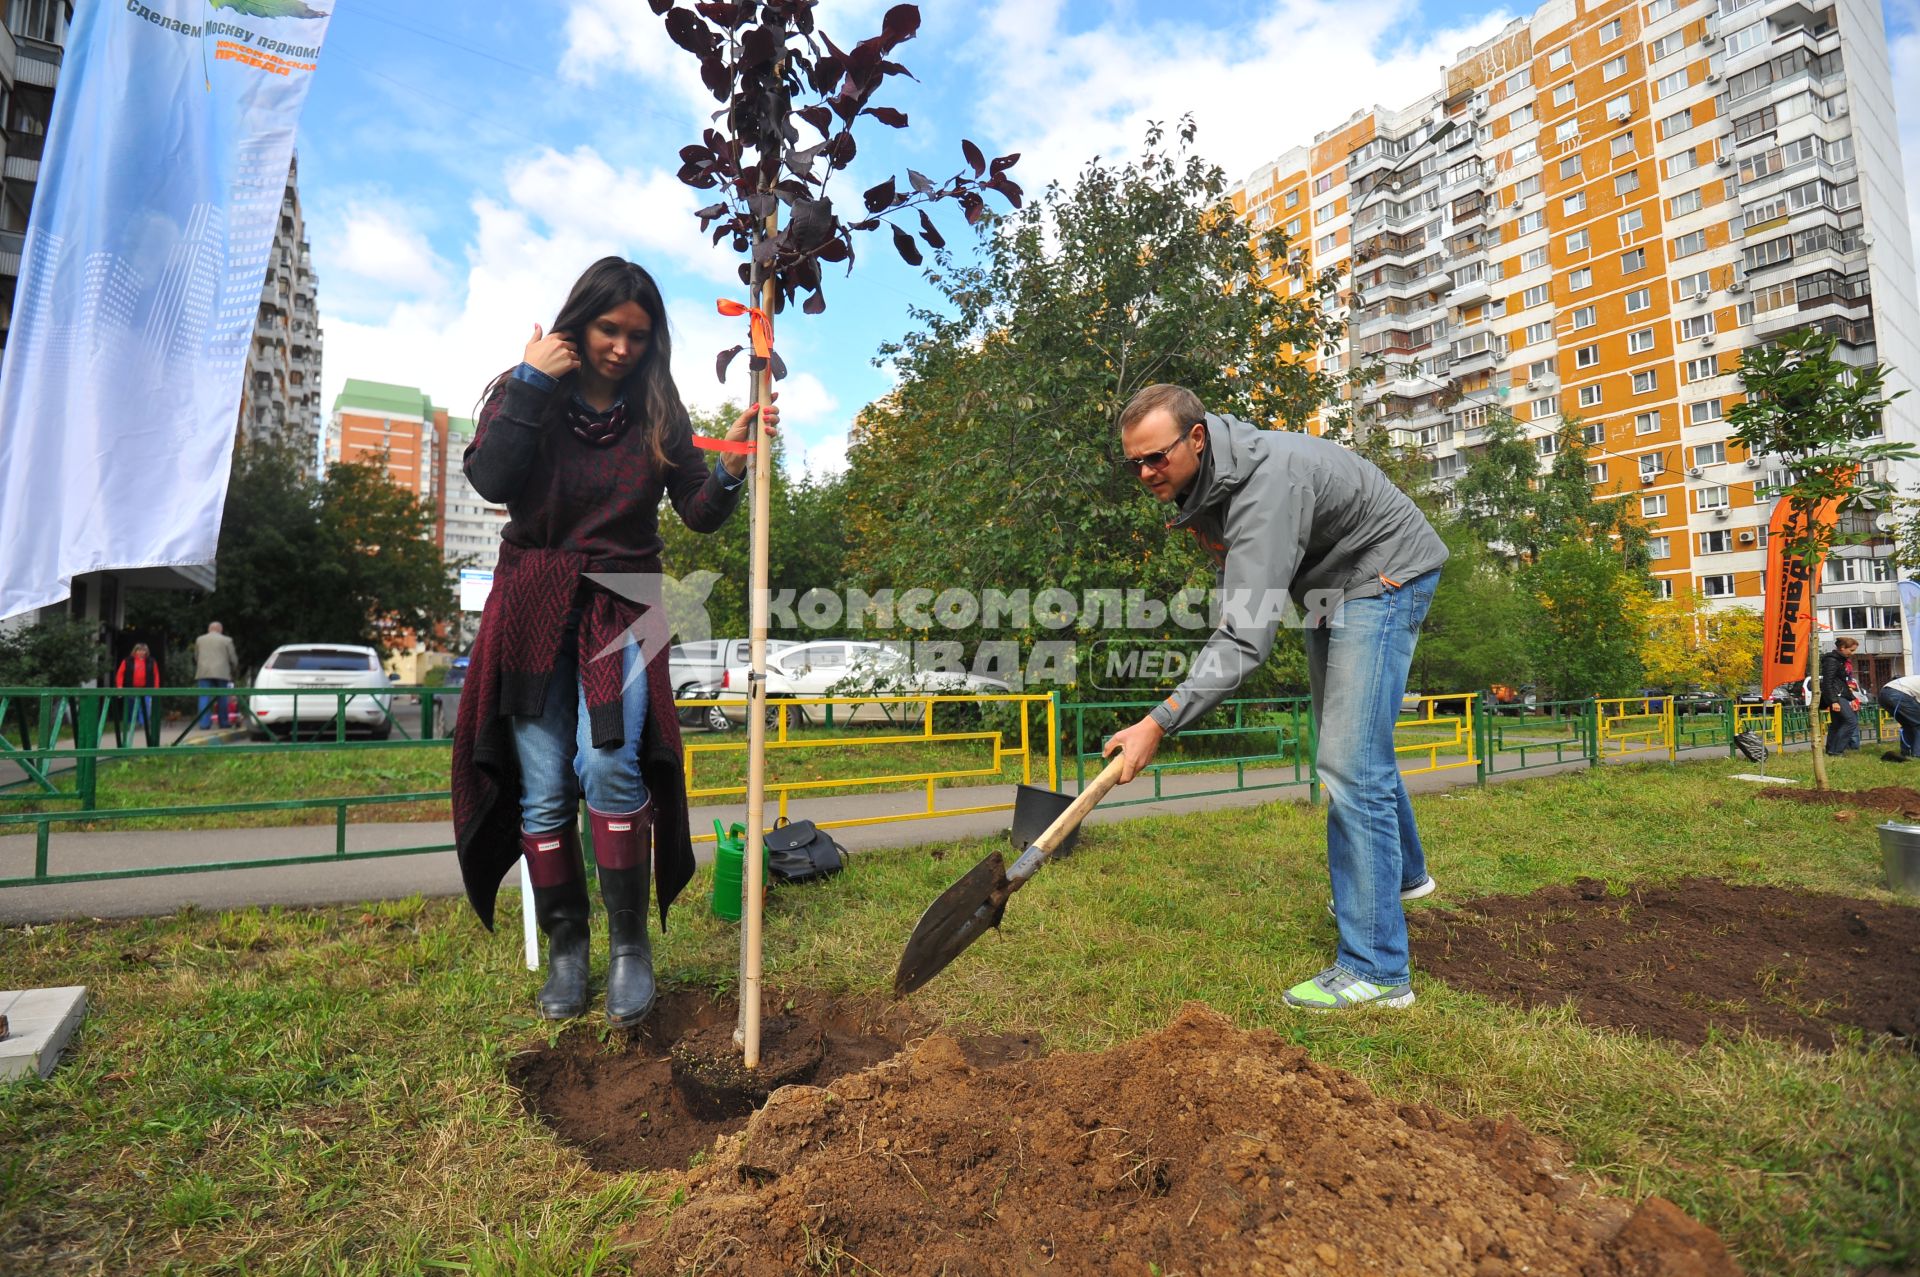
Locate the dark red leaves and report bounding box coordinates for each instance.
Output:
[716,344,744,382]
[863,177,898,213]
[961,138,985,176]
[917,209,944,249]
[865,106,909,128]
[892,222,922,265]
[881,4,920,42]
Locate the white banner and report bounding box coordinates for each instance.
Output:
[0,0,334,619]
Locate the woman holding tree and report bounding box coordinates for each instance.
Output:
[450,256,776,1027]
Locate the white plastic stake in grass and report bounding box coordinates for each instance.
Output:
[520,858,539,971]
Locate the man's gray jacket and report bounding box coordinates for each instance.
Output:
[1147,414,1448,736]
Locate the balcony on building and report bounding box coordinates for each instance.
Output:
[1447,264,1492,308]
[1449,330,1503,372]
[1352,228,1428,267]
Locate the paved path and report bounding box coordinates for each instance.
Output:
[0,740,1794,925]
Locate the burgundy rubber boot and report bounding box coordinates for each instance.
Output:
[589,804,656,1028]
[522,825,589,1019]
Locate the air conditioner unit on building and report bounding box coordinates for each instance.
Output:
[1701,336,1716,347]
[1738,530,1756,543]
[1705,71,1721,82]
[1640,472,1658,484]
[1609,108,1631,122]
[1525,378,1540,389]
[1715,155,1733,167]
[1510,199,1524,212]
[1728,281,1744,293]
[1746,457,1762,469]
[1713,508,1731,521]
[1687,466,1704,477]
[1702,30,1720,44]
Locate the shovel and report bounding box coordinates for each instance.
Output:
[893,755,1128,996]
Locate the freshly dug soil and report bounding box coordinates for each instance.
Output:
[1760,785,1920,817]
[507,987,1041,1172]
[1412,877,1920,1050]
[627,1004,1738,1276]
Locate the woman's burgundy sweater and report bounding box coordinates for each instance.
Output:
[450,376,742,930]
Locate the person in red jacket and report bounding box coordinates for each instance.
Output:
[114,642,162,741]
[451,256,775,1028]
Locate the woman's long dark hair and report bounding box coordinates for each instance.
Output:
[478,256,690,468]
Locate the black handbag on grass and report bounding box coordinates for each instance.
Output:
[764,817,846,884]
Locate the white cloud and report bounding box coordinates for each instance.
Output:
[503,146,740,285]
[965,0,1518,190]
[332,201,449,293]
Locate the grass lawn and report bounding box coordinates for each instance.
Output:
[3,750,1916,1273]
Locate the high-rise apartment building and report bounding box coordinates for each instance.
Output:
[328,378,440,502]
[440,416,507,566]
[0,0,74,356]
[1236,0,1920,682]
[236,153,324,461]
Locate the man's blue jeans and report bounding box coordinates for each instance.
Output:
[1878,687,1920,757]
[196,678,233,728]
[1304,569,1440,988]
[510,625,650,834]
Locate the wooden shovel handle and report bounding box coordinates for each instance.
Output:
[1030,755,1128,859]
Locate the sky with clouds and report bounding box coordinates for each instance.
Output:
[298,0,1920,479]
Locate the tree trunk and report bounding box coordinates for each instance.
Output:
[1809,657,1827,791]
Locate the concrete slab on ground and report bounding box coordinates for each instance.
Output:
[0,985,87,1081]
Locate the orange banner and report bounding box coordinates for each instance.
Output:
[1760,492,1844,696]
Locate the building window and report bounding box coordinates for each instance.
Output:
[1642,493,1668,517]
[1601,18,1624,42]
[1531,396,1558,420]
[1604,53,1630,78]
[1673,270,1712,300]
[1508,104,1536,128]
[1563,192,1587,215]
[1650,30,1686,60]
[1317,233,1336,253]
[1618,208,1645,235]
[1576,344,1600,368]
[1571,305,1597,329]
[1659,107,1693,139]
[1537,434,1561,456]
[1589,462,1608,483]
[1620,247,1647,273]
[1579,384,1605,408]
[1529,359,1555,381]
[1635,411,1662,434]
[1689,399,1723,425]
[1559,154,1583,179]
[1669,189,1703,217]
[1612,131,1637,157]
[1649,535,1672,558]
[1615,170,1642,196]
[1516,210,1545,234]
[1285,189,1301,208]
[1640,454,1665,479]
[1632,369,1658,394]
[1548,46,1573,71]
[1506,67,1533,93]
[1565,230,1591,253]
[1570,267,1594,291]
[1582,421,1605,444]
[1523,283,1552,307]
[1686,356,1720,381]
[1628,327,1655,353]
[1665,148,1698,178]
[1522,246,1549,271]
[1695,485,1730,511]
[1723,21,1765,57]
[1656,68,1690,99]
[1679,314,1715,340]
[1701,574,1735,598]
[1625,288,1652,312]
[1606,94,1634,119]
[1694,441,1725,467]
[1672,229,1707,257]
[1553,83,1577,107]
[1645,0,1675,19]
[1316,173,1333,194]
[1654,578,1675,599]
[1525,320,1554,344]
[1515,174,1542,199]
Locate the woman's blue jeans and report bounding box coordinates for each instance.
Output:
[1304,569,1440,988]
[510,625,650,834]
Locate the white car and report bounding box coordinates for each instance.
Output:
[707,640,1010,727]
[250,644,396,740]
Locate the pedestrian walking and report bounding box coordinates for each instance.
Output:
[1820,636,1861,756]
[113,642,162,742]
[193,622,239,729]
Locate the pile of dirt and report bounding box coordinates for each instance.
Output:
[1411,877,1920,1049]
[507,988,1040,1172]
[1761,785,1920,818]
[626,1004,1738,1276]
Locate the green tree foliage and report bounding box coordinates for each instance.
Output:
[0,615,104,688]
[656,405,851,645]
[1408,522,1532,695]
[1523,540,1650,699]
[1453,414,1646,568]
[838,119,1343,693]
[1729,328,1913,788]
[127,440,459,674]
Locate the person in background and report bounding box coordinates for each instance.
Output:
[1877,671,1920,760]
[193,622,239,730]
[1819,636,1861,756]
[114,642,162,743]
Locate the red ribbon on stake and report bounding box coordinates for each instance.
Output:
[696,296,778,455]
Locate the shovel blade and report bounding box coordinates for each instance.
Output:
[892,849,1010,997]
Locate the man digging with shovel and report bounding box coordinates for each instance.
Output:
[1103,384,1449,1011]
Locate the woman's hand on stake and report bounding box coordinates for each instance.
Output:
[523,323,579,380]
[723,398,779,479]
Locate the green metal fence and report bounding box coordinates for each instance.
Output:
[1061,695,1318,808]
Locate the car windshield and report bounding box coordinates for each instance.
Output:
[269,650,375,671]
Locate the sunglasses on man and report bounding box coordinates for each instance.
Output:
[1120,422,1202,474]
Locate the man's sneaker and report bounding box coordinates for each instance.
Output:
[1281,967,1415,1011]
[1325,874,1438,918]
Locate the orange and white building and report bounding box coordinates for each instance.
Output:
[1235,0,1920,682]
